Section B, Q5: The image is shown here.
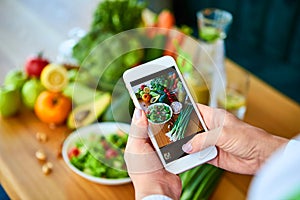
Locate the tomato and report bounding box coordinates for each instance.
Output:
[140,85,146,90]
[68,147,80,159]
[105,148,118,159]
[25,53,50,78]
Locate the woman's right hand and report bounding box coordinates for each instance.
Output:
[182,104,288,175]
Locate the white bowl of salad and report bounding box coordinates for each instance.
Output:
[62,122,131,185]
[146,103,173,125]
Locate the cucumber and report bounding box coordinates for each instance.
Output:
[158,94,167,103]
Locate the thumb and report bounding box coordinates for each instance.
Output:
[125,108,149,155]
[125,108,164,173]
[128,108,149,140]
[182,127,222,154]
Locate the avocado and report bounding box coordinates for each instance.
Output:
[67,92,111,129]
[63,82,102,106]
[150,95,160,103]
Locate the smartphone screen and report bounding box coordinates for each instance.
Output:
[129,66,205,164]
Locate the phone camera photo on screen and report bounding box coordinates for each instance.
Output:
[123,56,217,173]
[130,66,205,164]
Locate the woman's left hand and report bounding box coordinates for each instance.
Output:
[125,108,182,200]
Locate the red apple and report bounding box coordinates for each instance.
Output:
[25,53,50,78]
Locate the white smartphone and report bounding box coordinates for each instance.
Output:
[123,56,217,174]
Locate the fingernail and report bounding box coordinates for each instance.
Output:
[182,142,193,153]
[134,108,142,120]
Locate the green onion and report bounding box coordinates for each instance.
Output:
[180,164,224,200]
[167,104,193,141]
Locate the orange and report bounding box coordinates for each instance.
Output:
[34,91,72,124]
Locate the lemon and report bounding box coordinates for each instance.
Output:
[40,64,68,92]
[218,89,246,110]
[143,86,150,93]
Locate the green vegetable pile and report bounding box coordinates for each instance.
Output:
[73,0,145,63]
[72,0,146,92]
[180,164,223,200]
[69,132,129,179]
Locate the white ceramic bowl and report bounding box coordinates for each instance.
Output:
[62,122,131,185]
[147,103,173,125]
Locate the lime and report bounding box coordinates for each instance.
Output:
[199,27,220,42]
[40,64,69,92]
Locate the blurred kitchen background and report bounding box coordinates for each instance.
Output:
[0,0,299,103]
[148,0,300,103]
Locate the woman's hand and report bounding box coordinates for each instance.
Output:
[182,104,289,175]
[125,108,182,200]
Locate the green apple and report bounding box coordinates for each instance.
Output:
[67,69,78,82]
[4,69,27,89]
[21,78,45,109]
[0,85,22,117]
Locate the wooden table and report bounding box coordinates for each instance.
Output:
[1,1,300,200]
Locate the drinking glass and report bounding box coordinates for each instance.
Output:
[196,8,233,108]
[217,66,250,120]
[186,72,211,105]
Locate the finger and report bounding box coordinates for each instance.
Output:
[196,104,226,130]
[125,108,148,153]
[125,108,163,173]
[196,103,214,128]
[127,108,149,140]
[182,127,222,154]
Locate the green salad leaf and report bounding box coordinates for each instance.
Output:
[69,132,129,179]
